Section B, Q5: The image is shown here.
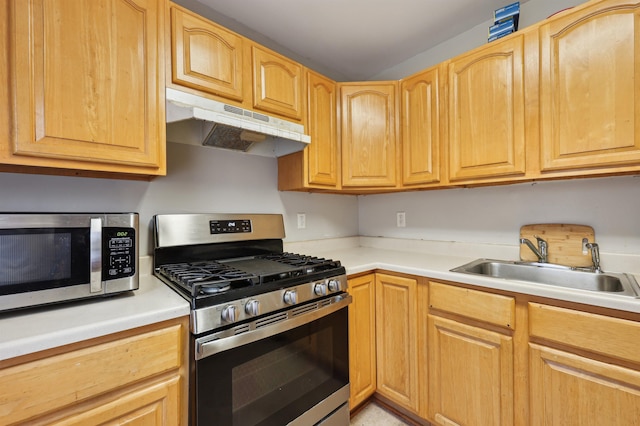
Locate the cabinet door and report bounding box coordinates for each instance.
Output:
[375,273,419,412]
[252,45,304,121]
[428,315,514,426]
[348,274,377,409]
[401,66,441,186]
[9,0,165,174]
[170,5,245,102]
[448,35,526,182]
[341,83,398,188]
[539,1,640,171]
[52,376,181,425]
[530,344,640,425]
[307,71,339,187]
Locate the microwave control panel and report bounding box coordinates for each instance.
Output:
[102,228,136,280]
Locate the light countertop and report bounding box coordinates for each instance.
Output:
[2,237,639,363]
[288,237,640,315]
[0,273,190,362]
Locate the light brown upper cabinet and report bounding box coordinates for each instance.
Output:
[340,82,399,188]
[539,0,640,173]
[447,34,527,183]
[400,66,442,187]
[5,0,166,177]
[169,4,246,102]
[252,44,305,122]
[278,71,339,190]
[305,71,339,186]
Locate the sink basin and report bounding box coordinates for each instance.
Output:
[450,259,640,297]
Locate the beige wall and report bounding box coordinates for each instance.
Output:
[2,0,635,260]
[358,0,640,259]
[358,176,640,258]
[0,143,359,255]
[373,0,583,79]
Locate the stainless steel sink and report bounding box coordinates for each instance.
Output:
[450,259,640,297]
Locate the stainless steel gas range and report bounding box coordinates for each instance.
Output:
[153,213,351,426]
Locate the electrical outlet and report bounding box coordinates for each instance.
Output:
[396,212,406,228]
[297,213,306,229]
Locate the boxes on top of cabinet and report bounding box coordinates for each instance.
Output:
[489,2,520,42]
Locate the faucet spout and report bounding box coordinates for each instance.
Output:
[520,236,548,263]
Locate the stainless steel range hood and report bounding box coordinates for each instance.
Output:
[165,88,311,157]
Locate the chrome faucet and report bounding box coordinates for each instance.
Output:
[585,242,602,273]
[520,235,548,263]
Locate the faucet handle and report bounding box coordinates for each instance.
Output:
[534,235,548,253]
[585,242,602,273]
[534,235,548,262]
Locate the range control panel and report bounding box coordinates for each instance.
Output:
[210,219,252,234]
[102,228,136,281]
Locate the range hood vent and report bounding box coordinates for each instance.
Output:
[165,88,311,157]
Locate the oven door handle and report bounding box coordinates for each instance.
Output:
[195,293,351,360]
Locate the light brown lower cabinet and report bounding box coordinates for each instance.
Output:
[528,303,640,426]
[375,273,422,414]
[348,273,377,409]
[427,281,516,426]
[349,275,640,426]
[0,317,189,425]
[348,272,427,418]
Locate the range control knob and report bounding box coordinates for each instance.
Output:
[328,279,341,292]
[245,299,261,316]
[283,289,298,305]
[221,305,238,323]
[314,282,328,296]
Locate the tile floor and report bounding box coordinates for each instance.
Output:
[350,401,411,425]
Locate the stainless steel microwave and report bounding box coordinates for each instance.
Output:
[0,213,138,313]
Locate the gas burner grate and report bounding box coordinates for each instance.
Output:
[258,252,342,280]
[260,252,340,269]
[159,261,259,296]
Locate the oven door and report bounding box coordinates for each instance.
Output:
[193,294,351,426]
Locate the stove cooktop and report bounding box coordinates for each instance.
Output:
[152,214,347,327]
[157,252,344,299]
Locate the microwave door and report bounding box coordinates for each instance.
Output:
[0,225,95,311]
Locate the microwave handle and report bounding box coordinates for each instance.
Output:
[90,217,103,293]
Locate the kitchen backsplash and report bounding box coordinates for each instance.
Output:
[0,143,359,255]
[1,140,638,261]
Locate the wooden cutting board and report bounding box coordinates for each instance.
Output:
[519,224,595,267]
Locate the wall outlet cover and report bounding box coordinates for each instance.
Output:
[297,213,306,229]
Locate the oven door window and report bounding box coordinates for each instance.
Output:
[195,308,349,426]
[0,228,89,295]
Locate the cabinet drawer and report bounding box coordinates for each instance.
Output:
[0,324,183,425]
[52,375,181,426]
[429,281,515,329]
[529,303,640,365]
